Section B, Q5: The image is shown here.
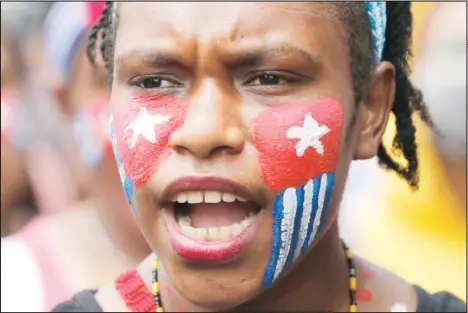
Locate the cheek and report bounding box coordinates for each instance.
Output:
[110,93,189,202]
[253,98,344,288]
[252,98,343,192]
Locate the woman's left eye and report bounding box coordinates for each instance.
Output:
[246,73,298,86]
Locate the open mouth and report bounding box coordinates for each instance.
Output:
[172,191,261,242]
[161,177,263,263]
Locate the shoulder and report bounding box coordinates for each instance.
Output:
[415,285,466,312]
[1,236,46,311]
[52,290,103,312]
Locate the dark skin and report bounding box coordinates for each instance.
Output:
[96,3,418,311]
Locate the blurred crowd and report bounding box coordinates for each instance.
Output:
[0,2,466,312]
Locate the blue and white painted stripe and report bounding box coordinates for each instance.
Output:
[273,187,298,281]
[109,114,135,205]
[262,172,335,288]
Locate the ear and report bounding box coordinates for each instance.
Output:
[353,61,395,160]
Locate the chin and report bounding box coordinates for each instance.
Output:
[171,266,263,311]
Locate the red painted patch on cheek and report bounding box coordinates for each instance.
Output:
[356,287,373,302]
[112,93,188,186]
[253,97,343,192]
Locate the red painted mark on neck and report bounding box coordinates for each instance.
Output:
[176,308,184,312]
[356,287,373,302]
[361,268,375,280]
[252,97,343,191]
[112,92,189,186]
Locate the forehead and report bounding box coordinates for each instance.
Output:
[115,2,344,55]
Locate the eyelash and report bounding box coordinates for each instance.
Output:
[130,75,182,90]
[244,72,301,86]
[129,72,302,92]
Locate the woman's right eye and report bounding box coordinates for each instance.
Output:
[131,76,180,90]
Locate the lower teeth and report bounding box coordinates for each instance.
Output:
[177,213,255,241]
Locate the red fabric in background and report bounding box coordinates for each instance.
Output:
[85,2,106,28]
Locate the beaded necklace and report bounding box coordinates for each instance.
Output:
[152,241,358,312]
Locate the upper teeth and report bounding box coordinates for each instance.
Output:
[172,191,247,204]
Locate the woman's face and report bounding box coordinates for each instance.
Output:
[110,2,389,309]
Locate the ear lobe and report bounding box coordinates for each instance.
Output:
[353,61,395,160]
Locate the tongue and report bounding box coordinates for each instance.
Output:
[189,202,258,228]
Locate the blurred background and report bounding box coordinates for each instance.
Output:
[0,2,466,312]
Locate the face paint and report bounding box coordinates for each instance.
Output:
[253,98,343,288]
[356,287,373,302]
[73,93,112,168]
[111,123,135,205]
[361,268,376,280]
[111,92,189,188]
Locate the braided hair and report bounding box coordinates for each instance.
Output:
[87,2,433,189]
[377,2,432,189]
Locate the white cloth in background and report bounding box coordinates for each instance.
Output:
[1,237,46,312]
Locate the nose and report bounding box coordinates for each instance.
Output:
[169,80,245,159]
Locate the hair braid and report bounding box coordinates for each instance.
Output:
[86,1,113,69]
[377,2,433,189]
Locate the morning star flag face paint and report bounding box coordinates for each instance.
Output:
[253,98,343,192]
[253,97,343,288]
[111,93,189,187]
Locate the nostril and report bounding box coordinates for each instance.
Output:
[172,145,192,156]
[211,146,238,156]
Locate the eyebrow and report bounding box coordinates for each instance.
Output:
[224,46,320,69]
[115,45,319,72]
[115,49,188,70]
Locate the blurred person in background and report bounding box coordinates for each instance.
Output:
[1,2,149,312]
[0,3,52,235]
[345,2,466,301]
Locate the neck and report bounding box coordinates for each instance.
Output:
[139,222,349,312]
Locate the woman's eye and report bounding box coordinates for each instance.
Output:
[248,74,294,86]
[134,77,177,89]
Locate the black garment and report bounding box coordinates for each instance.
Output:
[52,286,467,312]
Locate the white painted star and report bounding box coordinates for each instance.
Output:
[286,113,330,157]
[125,107,171,148]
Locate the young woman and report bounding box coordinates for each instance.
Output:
[54,2,466,312]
